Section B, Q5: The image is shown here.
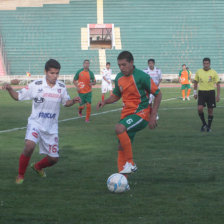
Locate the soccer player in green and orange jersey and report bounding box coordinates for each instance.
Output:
[97,51,162,175]
[73,60,96,122]
[179,64,191,101]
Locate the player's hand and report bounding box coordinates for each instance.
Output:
[216,95,220,102]
[2,83,12,91]
[97,101,105,110]
[73,96,81,104]
[148,114,157,129]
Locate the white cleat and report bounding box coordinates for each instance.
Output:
[187,97,190,101]
[119,162,137,174]
[182,98,185,101]
[156,114,159,120]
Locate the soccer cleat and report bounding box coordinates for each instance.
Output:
[31,162,46,178]
[182,98,185,101]
[200,124,208,132]
[119,162,137,174]
[85,119,90,123]
[187,97,190,101]
[156,114,159,120]
[207,127,212,132]
[15,175,24,184]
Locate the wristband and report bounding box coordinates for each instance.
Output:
[194,90,197,95]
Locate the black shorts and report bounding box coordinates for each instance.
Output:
[198,90,216,108]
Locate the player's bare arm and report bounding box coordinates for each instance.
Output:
[64,96,81,107]
[2,83,19,101]
[149,91,162,129]
[73,80,80,92]
[97,94,120,110]
[193,81,198,99]
[216,82,220,102]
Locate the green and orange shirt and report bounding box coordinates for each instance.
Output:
[179,69,191,85]
[113,67,160,121]
[74,68,95,94]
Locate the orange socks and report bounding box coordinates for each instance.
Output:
[187,89,191,97]
[182,90,185,99]
[79,106,85,112]
[117,132,134,165]
[86,103,91,121]
[117,150,125,172]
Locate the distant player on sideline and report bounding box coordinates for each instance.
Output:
[179,64,191,101]
[97,51,162,175]
[101,62,113,101]
[194,57,220,132]
[2,59,81,184]
[73,60,96,122]
[143,58,162,120]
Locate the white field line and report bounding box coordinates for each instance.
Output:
[0,95,223,134]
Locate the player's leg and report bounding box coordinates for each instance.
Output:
[206,90,216,132]
[197,91,207,131]
[181,85,186,101]
[186,85,191,100]
[78,93,85,117]
[16,126,39,184]
[85,92,92,122]
[117,115,148,174]
[31,133,59,177]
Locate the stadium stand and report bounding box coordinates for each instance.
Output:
[0,0,223,76]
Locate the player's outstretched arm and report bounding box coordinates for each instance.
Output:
[73,80,80,92]
[97,94,120,110]
[193,81,198,99]
[2,83,19,101]
[64,96,81,107]
[216,82,220,102]
[149,91,162,129]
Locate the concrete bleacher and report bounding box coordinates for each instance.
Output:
[104,0,224,74]
[0,0,223,76]
[0,0,98,75]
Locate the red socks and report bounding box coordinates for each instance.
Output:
[18,154,31,177]
[117,150,126,172]
[86,103,91,121]
[35,156,53,170]
[102,95,105,101]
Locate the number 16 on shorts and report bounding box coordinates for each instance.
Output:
[49,144,58,154]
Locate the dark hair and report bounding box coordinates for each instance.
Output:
[148,59,155,64]
[186,67,189,70]
[106,62,110,65]
[203,57,211,63]
[83,59,90,63]
[182,64,186,67]
[45,59,61,71]
[117,51,134,62]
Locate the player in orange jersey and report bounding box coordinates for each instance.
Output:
[97,51,162,175]
[179,64,191,101]
[73,60,96,122]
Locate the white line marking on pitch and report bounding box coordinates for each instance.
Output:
[0,95,223,134]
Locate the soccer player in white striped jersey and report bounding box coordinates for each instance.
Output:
[143,59,162,120]
[101,62,113,101]
[2,59,81,184]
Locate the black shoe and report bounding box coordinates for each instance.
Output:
[201,124,207,132]
[207,127,212,132]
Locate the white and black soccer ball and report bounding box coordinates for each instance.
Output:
[107,173,129,193]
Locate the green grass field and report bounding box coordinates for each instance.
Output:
[1,87,224,224]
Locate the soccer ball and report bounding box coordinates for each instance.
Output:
[107,173,129,193]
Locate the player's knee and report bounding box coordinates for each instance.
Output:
[23,140,35,157]
[198,106,203,113]
[48,156,59,165]
[115,124,126,135]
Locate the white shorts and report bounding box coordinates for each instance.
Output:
[101,81,112,93]
[149,94,155,104]
[25,124,59,158]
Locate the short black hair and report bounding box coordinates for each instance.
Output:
[83,59,90,63]
[182,64,186,67]
[148,59,155,64]
[117,51,134,62]
[203,57,211,63]
[106,62,110,65]
[45,59,61,71]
